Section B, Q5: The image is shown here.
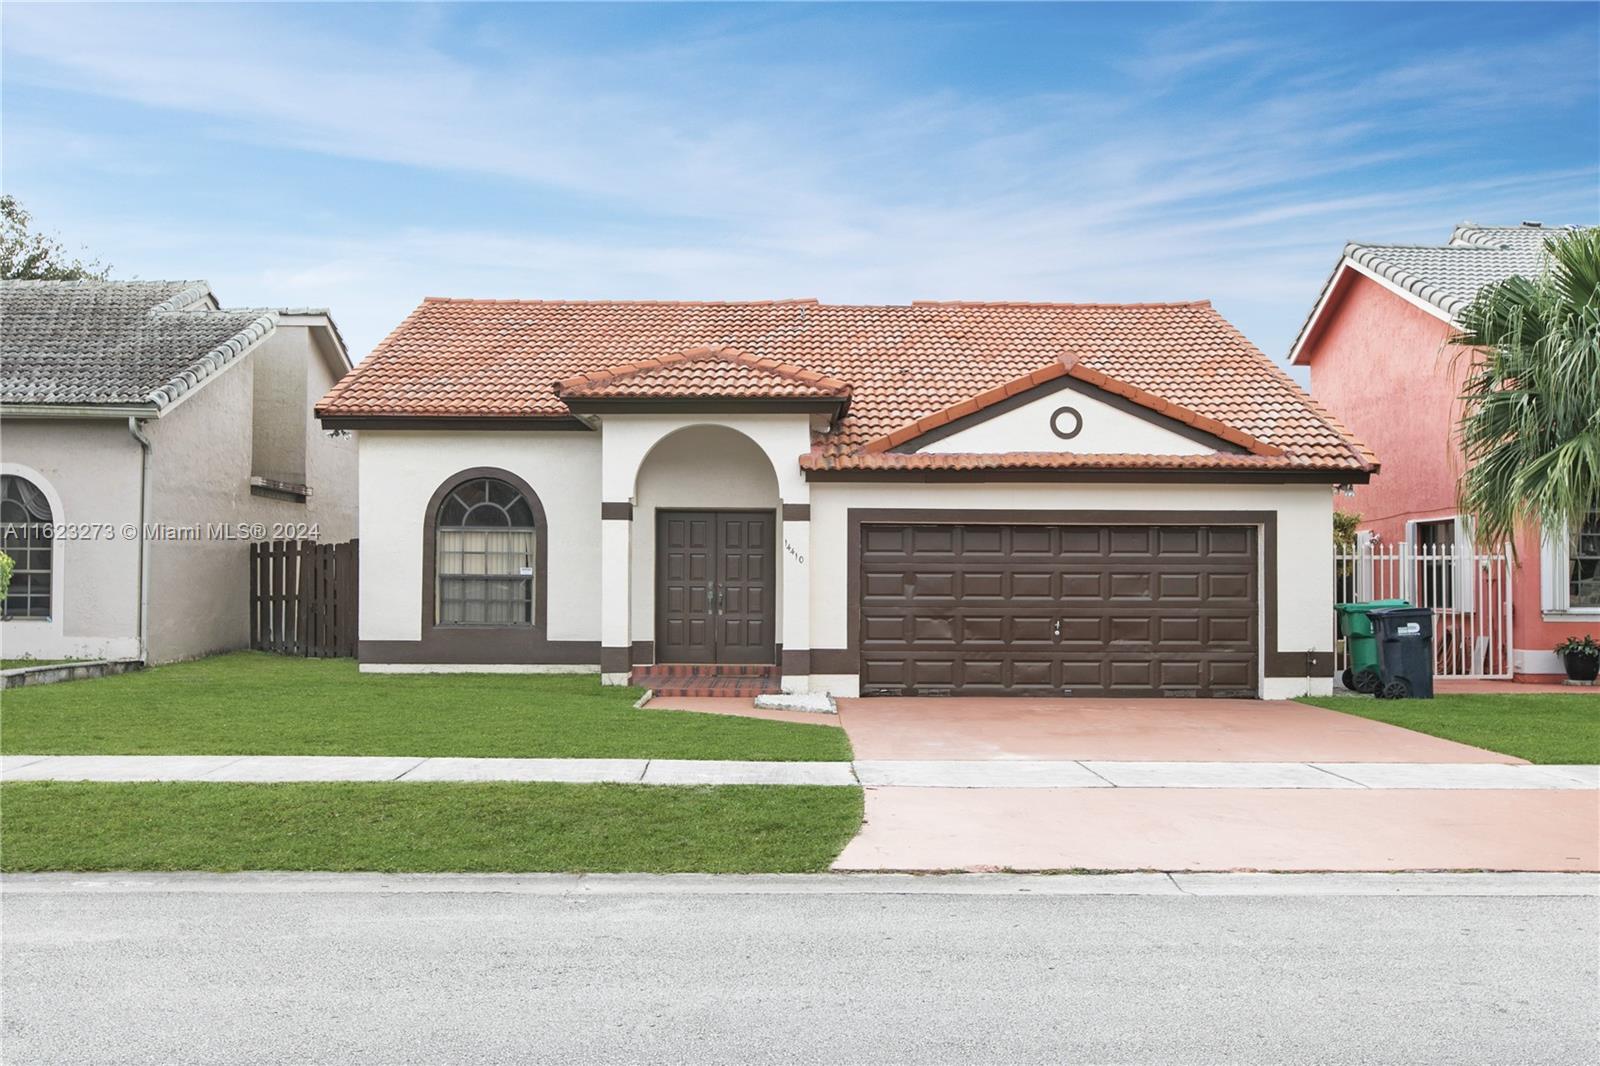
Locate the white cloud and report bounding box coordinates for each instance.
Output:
[2,2,1594,371]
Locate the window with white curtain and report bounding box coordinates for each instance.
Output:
[434,477,537,626]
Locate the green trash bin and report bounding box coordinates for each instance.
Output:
[1335,600,1410,693]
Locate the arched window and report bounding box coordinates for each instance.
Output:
[435,476,538,625]
[1,474,54,619]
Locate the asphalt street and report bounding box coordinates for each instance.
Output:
[2,874,1596,1065]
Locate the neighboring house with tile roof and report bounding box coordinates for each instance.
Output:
[1290,221,1596,681]
[1,279,357,663]
[317,295,1373,700]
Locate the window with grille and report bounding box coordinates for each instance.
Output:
[1571,511,1600,609]
[1,474,54,619]
[1412,519,1455,609]
[435,477,537,626]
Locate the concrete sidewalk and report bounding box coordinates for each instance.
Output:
[2,754,1596,788]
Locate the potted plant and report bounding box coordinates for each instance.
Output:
[1555,635,1600,683]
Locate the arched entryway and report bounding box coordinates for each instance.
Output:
[631,425,781,664]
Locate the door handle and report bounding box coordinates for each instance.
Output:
[1053,618,1061,639]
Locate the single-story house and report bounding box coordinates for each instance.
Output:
[316,297,1377,699]
[1,279,357,663]
[1289,221,1593,680]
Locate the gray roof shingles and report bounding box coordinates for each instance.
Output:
[1291,222,1585,361]
[1,279,279,409]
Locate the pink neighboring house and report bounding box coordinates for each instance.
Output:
[1290,221,1597,681]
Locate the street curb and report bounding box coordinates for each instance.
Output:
[3,871,1595,896]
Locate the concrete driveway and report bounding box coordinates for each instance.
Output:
[833,697,1597,872]
[836,696,1524,762]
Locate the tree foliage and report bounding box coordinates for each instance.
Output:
[1333,510,1362,550]
[0,195,110,281]
[1453,227,1600,549]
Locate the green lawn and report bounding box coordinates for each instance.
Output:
[0,781,863,873]
[0,652,851,762]
[1300,694,1600,764]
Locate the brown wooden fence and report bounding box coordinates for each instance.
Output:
[249,539,359,657]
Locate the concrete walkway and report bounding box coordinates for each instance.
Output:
[2,754,1595,788]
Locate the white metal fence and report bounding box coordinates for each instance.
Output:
[1333,544,1513,679]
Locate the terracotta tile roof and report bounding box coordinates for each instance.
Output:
[318,297,1374,474]
[554,344,851,401]
[860,354,1284,458]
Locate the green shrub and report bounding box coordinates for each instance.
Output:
[0,550,13,603]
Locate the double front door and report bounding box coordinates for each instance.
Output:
[656,510,776,664]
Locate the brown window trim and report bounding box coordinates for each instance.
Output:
[418,467,551,660]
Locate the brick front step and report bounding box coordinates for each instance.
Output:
[632,664,777,679]
[629,665,781,697]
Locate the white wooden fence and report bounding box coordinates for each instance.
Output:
[1334,544,1513,679]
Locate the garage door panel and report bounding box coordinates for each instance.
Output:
[1010,616,1056,643]
[1157,572,1202,600]
[1205,572,1253,601]
[961,526,1005,554]
[1206,615,1254,644]
[1207,528,1253,556]
[1010,527,1054,554]
[959,615,1006,642]
[912,528,956,553]
[962,660,1005,687]
[960,571,1004,597]
[1109,572,1152,599]
[1109,528,1153,554]
[1158,660,1203,688]
[1059,572,1104,598]
[1108,616,1152,643]
[860,522,1258,698]
[1157,527,1202,555]
[1157,616,1202,644]
[1207,659,1256,690]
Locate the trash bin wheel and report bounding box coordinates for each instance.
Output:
[1341,668,1356,692]
[1379,679,1410,700]
[1354,669,1382,695]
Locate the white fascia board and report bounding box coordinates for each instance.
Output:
[1288,258,1455,367]
[0,402,161,420]
[1342,258,1458,326]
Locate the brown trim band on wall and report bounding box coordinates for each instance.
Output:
[781,503,811,521]
[318,415,592,432]
[890,375,1250,455]
[631,641,655,667]
[600,646,630,673]
[842,508,1325,684]
[360,638,601,666]
[390,466,556,667]
[781,649,811,676]
[601,501,633,521]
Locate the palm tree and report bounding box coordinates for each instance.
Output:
[1453,227,1600,549]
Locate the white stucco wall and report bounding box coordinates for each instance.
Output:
[806,480,1335,698]
[0,422,143,661]
[918,387,1215,456]
[629,425,781,645]
[356,430,602,643]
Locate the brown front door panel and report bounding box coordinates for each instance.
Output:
[656,510,776,664]
[860,523,1258,697]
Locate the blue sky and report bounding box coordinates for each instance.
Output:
[3,2,1596,370]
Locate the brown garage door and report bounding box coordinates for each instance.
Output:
[859,523,1258,697]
